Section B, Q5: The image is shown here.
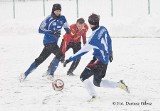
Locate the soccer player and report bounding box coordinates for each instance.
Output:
[46,18,88,76]
[63,13,129,101]
[19,3,70,82]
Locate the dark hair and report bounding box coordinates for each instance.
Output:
[76,18,85,24]
[88,13,100,26]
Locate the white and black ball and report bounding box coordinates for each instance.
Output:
[52,79,64,91]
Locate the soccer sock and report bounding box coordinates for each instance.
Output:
[47,59,54,73]
[100,80,119,88]
[83,79,97,97]
[50,57,60,76]
[24,61,37,77]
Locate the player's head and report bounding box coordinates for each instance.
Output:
[77,18,85,24]
[88,13,100,27]
[76,18,85,31]
[52,3,61,17]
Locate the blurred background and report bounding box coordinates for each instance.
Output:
[0,0,160,37]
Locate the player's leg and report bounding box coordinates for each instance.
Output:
[80,57,100,98]
[100,79,129,93]
[20,44,51,82]
[93,63,129,93]
[67,42,81,75]
[44,42,71,77]
[48,43,64,79]
[80,67,97,98]
[92,63,119,88]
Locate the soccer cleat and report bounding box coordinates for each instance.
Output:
[87,96,97,102]
[42,71,49,77]
[43,62,52,77]
[19,73,26,82]
[119,80,130,93]
[47,75,54,81]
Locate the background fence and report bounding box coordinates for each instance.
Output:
[0,0,160,20]
[0,0,160,37]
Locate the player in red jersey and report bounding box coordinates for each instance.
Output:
[45,18,88,76]
[62,18,88,75]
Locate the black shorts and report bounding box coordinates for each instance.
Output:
[66,42,81,53]
[60,40,81,54]
[35,43,63,66]
[80,57,108,87]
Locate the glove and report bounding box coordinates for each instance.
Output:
[63,60,70,67]
[66,29,71,34]
[60,56,65,63]
[109,52,113,62]
[51,30,61,37]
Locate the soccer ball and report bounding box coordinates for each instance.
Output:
[52,79,64,91]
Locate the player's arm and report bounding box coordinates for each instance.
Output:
[82,24,88,44]
[62,16,71,34]
[61,34,72,56]
[68,43,93,61]
[63,43,97,67]
[38,16,50,34]
[82,32,87,45]
[38,16,60,37]
[107,31,112,55]
[106,30,113,62]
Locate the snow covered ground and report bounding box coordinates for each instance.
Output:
[0,0,160,111]
[0,35,160,111]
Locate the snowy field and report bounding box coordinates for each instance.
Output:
[0,35,160,111]
[0,0,160,111]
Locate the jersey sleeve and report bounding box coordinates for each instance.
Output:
[62,34,72,56]
[82,32,87,44]
[70,25,76,36]
[62,16,70,33]
[38,16,50,34]
[67,43,97,62]
[106,30,112,54]
[82,24,88,44]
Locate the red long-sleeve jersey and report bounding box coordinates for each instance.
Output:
[62,23,88,56]
[69,23,88,43]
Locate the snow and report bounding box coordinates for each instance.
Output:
[0,0,160,111]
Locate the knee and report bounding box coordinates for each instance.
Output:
[55,51,63,60]
[80,74,87,82]
[35,57,45,66]
[80,69,92,82]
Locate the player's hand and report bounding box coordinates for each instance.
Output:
[51,30,61,37]
[66,29,71,34]
[63,60,70,67]
[109,52,113,62]
[60,56,65,63]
